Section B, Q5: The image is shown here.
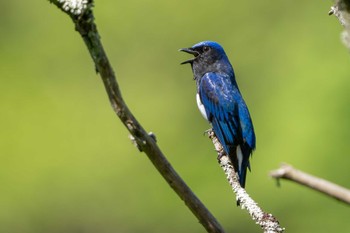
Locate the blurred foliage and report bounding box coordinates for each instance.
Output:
[0,1,350,233]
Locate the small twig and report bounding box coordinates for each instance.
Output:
[48,1,225,232]
[208,130,285,233]
[270,164,350,205]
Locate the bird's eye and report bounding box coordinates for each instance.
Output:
[203,46,210,52]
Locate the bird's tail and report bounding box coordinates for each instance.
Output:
[228,144,251,189]
[228,144,251,206]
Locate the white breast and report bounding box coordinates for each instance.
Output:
[196,93,208,120]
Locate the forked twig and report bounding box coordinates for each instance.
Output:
[48,1,224,232]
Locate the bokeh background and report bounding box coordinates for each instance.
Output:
[1,1,350,233]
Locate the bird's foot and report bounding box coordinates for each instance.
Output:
[216,150,226,162]
[203,128,213,136]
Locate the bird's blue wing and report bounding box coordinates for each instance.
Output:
[199,72,255,149]
[199,72,255,187]
[199,73,239,146]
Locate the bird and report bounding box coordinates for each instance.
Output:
[180,41,256,188]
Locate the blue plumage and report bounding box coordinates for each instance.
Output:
[180,41,256,188]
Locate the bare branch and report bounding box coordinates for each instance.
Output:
[270,164,350,205]
[48,1,225,232]
[208,130,285,233]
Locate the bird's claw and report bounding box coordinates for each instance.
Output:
[217,150,226,162]
[203,128,213,136]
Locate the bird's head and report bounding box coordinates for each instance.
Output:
[180,41,233,79]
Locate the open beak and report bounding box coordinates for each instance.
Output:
[179,47,199,64]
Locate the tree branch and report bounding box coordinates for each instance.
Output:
[207,131,284,233]
[329,0,350,50]
[270,164,350,205]
[48,1,224,232]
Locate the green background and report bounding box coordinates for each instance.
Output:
[1,1,349,232]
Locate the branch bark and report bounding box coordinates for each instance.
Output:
[208,131,284,233]
[270,164,350,205]
[48,1,224,232]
